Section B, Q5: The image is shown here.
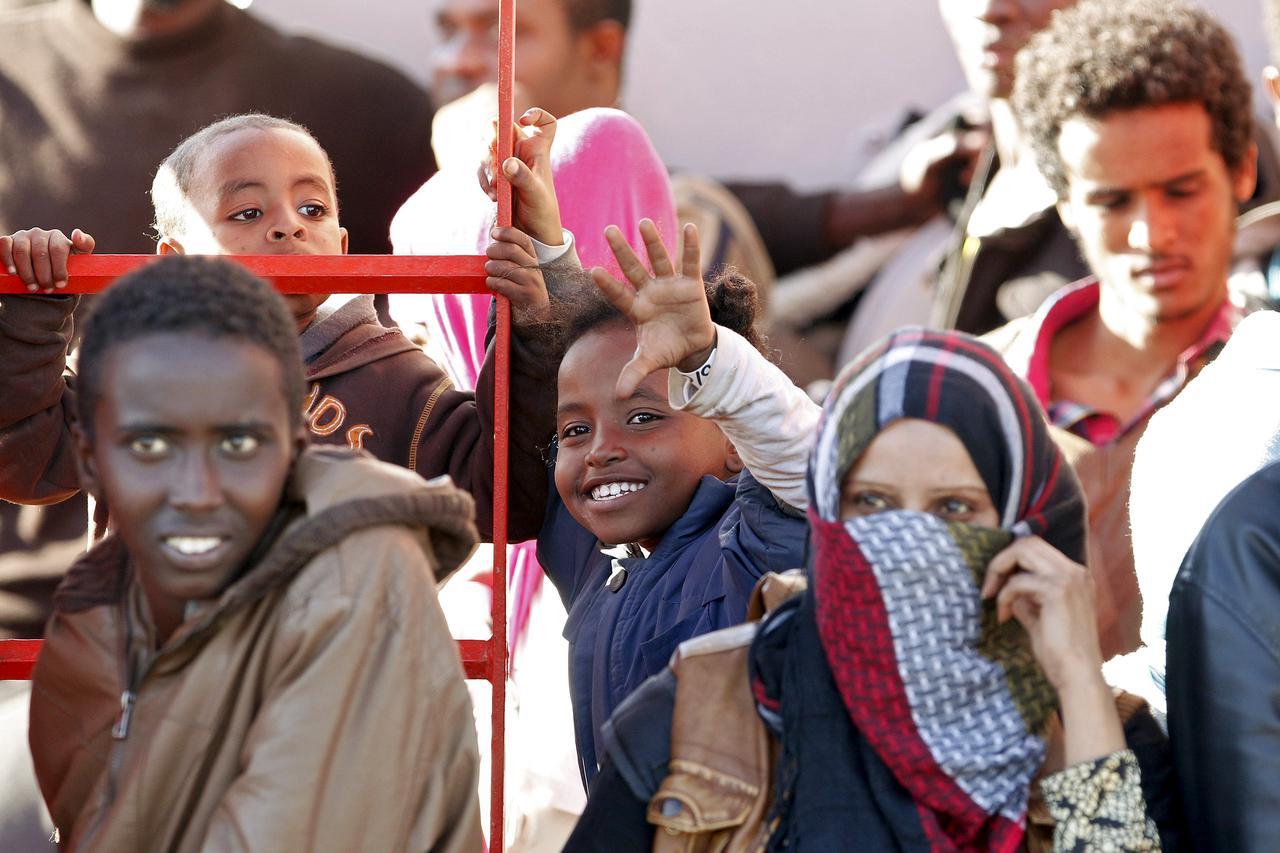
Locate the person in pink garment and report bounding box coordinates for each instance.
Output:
[392,106,676,385]
[391,106,677,850]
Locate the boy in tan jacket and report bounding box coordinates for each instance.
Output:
[29,256,484,852]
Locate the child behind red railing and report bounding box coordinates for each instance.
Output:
[0,112,558,545]
[478,109,819,790]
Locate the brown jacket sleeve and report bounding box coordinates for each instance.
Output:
[411,316,557,543]
[0,294,82,504]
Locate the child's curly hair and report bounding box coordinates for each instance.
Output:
[555,265,769,364]
[1014,0,1253,200]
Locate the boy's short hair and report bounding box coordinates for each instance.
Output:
[1014,0,1253,199]
[150,113,337,240]
[77,256,307,435]
[565,0,631,31]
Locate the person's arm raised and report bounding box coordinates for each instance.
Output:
[418,225,558,540]
[440,107,573,541]
[592,221,819,510]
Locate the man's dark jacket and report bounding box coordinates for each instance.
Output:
[1167,460,1280,852]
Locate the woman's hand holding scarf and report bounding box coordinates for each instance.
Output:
[982,536,1125,767]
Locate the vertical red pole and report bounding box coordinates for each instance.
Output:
[491,0,516,849]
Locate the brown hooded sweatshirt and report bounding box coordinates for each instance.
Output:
[29,448,484,852]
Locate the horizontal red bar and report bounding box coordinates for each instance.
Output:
[457,638,491,680]
[0,639,39,680]
[0,637,496,681]
[0,255,489,295]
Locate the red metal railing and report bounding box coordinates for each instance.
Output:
[0,254,490,295]
[0,0,518,848]
[0,639,39,680]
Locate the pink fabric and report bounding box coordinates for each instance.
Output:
[391,106,677,392]
[549,109,680,277]
[390,108,678,667]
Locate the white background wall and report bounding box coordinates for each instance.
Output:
[248,0,1274,191]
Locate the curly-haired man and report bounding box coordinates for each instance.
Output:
[988,0,1256,660]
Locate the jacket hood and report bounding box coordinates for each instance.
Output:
[54,448,479,638]
[305,318,421,382]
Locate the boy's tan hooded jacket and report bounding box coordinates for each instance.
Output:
[29,448,484,852]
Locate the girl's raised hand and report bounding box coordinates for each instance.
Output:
[479,107,563,246]
[591,220,715,399]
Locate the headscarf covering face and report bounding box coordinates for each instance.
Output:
[808,327,1086,852]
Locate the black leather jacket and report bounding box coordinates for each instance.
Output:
[1167,460,1280,852]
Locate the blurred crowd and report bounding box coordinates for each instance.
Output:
[1,0,1279,851]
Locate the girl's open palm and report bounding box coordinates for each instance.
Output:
[591,220,715,399]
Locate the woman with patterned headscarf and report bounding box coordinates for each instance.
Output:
[564,328,1174,853]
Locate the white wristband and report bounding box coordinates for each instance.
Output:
[675,346,718,405]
